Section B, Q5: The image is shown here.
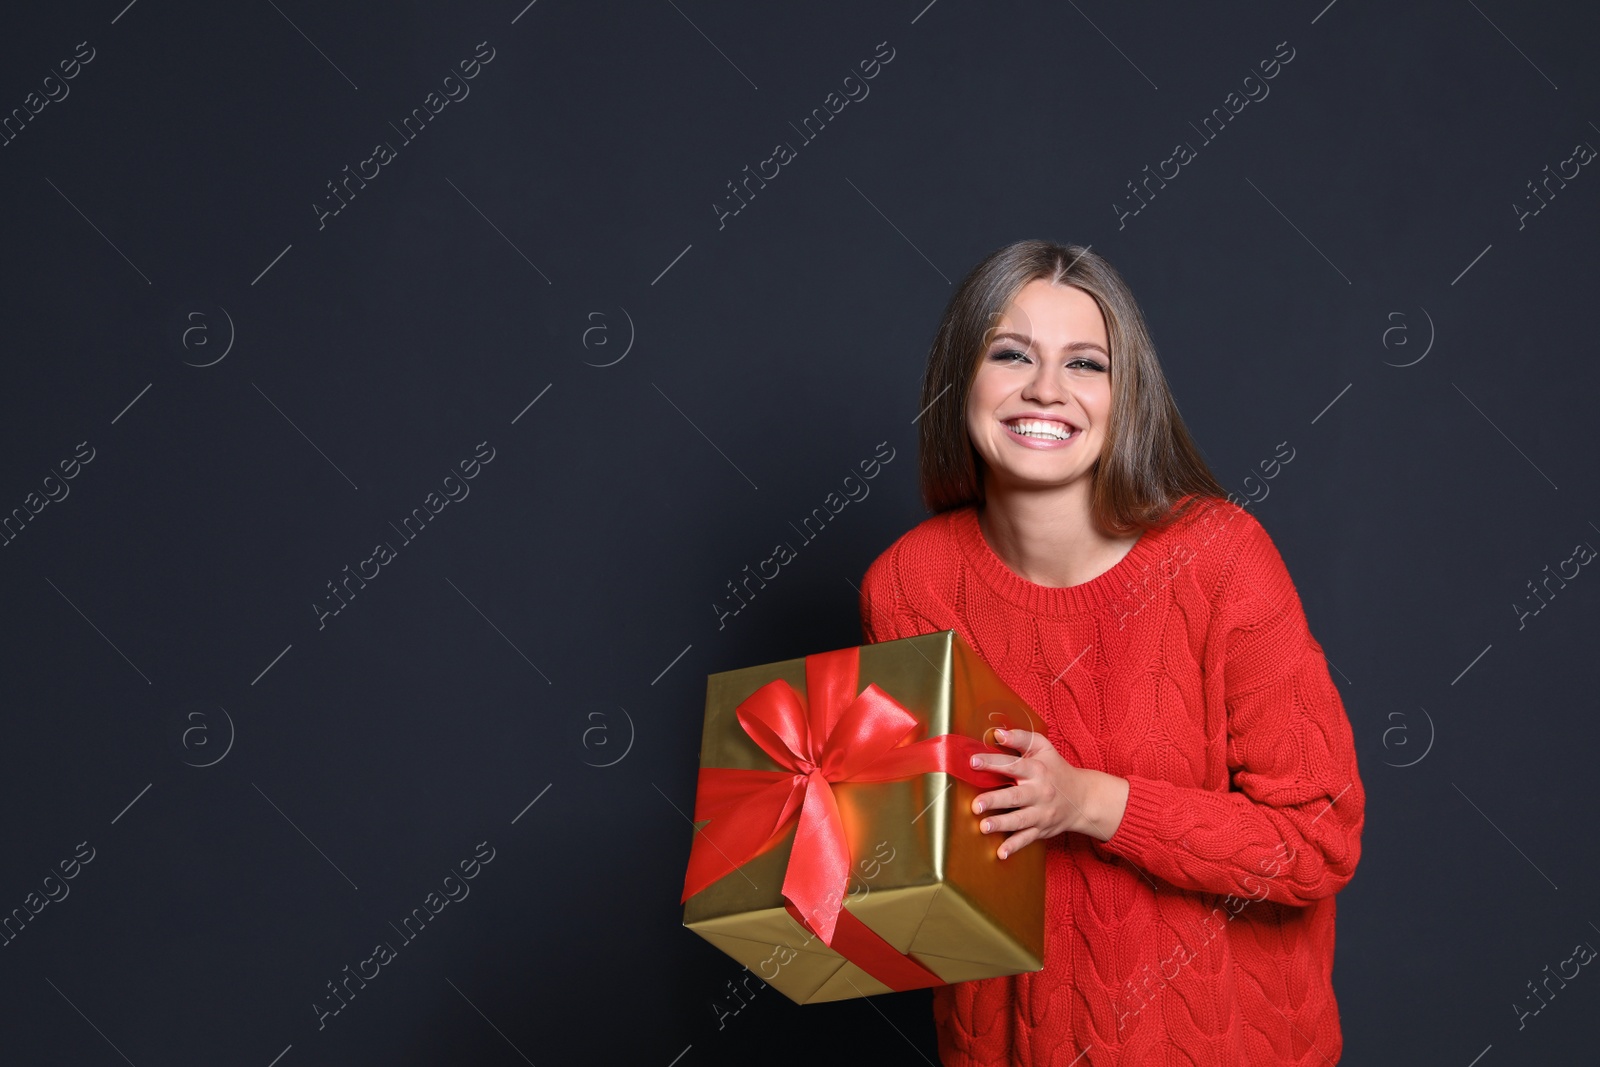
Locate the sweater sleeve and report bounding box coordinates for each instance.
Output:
[859,545,917,645]
[1092,511,1365,907]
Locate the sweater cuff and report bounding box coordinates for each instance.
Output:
[1096,773,1173,866]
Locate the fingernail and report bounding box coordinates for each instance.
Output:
[995,729,1007,742]
[981,820,991,833]
[998,848,1008,860]
[973,801,984,814]
[970,755,981,770]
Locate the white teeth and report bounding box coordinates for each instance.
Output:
[1006,419,1075,441]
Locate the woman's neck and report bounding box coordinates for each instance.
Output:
[976,479,1141,589]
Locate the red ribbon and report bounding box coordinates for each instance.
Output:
[681,644,1014,991]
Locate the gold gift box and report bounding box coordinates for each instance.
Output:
[682,629,1046,1004]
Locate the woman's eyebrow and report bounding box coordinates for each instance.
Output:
[987,330,1109,357]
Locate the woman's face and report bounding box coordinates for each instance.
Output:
[964,279,1113,494]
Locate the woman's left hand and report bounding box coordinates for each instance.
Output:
[970,728,1131,857]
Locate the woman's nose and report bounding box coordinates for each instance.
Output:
[1022,363,1065,403]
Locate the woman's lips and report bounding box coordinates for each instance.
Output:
[1003,418,1079,449]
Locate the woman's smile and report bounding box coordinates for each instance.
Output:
[1002,416,1081,448]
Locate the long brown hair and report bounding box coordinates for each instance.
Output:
[918,239,1226,535]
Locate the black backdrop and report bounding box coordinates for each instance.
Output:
[3,1,1598,1064]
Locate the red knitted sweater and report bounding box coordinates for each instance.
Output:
[857,495,1365,1066]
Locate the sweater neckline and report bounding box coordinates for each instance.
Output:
[948,503,1172,617]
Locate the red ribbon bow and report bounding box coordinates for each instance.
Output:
[681,644,1013,990]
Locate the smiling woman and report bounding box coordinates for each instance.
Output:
[859,239,1366,1066]
[962,279,1134,588]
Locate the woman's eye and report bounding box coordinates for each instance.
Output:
[988,350,1106,371]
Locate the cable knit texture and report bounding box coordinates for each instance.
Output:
[857,495,1364,1066]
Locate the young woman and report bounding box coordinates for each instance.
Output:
[858,240,1365,1065]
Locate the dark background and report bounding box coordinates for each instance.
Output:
[1,1,1596,1063]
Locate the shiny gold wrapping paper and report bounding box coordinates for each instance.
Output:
[682,629,1046,1004]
